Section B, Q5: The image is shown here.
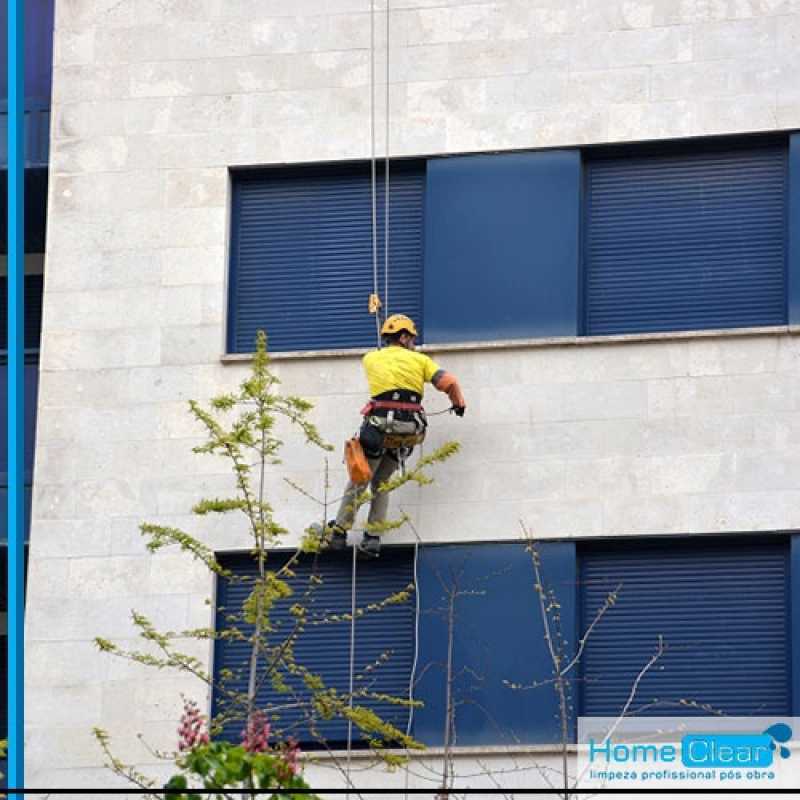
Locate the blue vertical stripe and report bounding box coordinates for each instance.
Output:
[792,535,800,716]
[7,0,25,789]
[789,134,800,326]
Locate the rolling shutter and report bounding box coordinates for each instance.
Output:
[580,537,790,717]
[228,162,425,353]
[584,142,787,334]
[213,549,415,748]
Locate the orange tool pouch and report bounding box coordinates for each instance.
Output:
[344,436,372,483]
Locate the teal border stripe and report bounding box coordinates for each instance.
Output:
[7,0,25,789]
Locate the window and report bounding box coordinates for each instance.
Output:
[227,161,425,354]
[583,137,788,335]
[579,536,790,716]
[213,548,415,748]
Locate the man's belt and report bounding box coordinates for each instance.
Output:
[360,400,425,416]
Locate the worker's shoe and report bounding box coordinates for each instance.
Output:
[357,532,381,558]
[326,521,348,551]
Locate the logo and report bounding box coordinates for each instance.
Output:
[578,717,797,789]
[681,724,792,769]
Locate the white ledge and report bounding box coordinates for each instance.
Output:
[304,743,578,763]
[221,325,800,363]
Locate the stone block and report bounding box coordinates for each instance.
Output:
[30,519,114,559]
[26,640,109,688]
[568,67,649,104]
[159,324,224,366]
[54,27,95,67]
[45,249,164,293]
[75,477,153,518]
[129,60,197,98]
[696,0,792,22]
[522,496,604,537]
[528,34,572,68]
[562,455,651,499]
[50,136,131,174]
[561,380,647,421]
[168,94,251,135]
[283,50,369,89]
[160,246,226,286]
[32,483,78,520]
[602,494,685,534]
[696,93,780,133]
[56,0,135,29]
[405,4,494,45]
[44,328,162,371]
[608,99,699,141]
[46,287,162,332]
[695,16,777,60]
[447,39,529,79]
[149,555,215,595]
[648,453,735,495]
[68,555,151,600]
[52,171,165,215]
[165,168,228,208]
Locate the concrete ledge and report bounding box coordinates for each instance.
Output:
[305,743,578,763]
[221,325,800,364]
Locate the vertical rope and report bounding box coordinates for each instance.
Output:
[384,0,391,318]
[346,542,358,796]
[370,0,381,347]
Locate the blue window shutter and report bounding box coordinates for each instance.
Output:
[584,141,788,334]
[424,151,580,343]
[413,542,577,745]
[213,549,415,747]
[228,162,425,353]
[579,537,790,716]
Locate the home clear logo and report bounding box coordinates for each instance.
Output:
[577,717,798,789]
[682,723,792,768]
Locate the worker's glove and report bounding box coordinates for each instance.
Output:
[453,405,466,417]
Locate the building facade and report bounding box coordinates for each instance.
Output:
[20,0,800,791]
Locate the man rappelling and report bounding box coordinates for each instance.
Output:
[317,314,467,557]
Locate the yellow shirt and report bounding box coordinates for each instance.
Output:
[362,346,441,397]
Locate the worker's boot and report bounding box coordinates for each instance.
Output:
[357,532,381,558]
[326,520,348,551]
[309,521,347,551]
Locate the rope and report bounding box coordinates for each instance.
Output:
[345,542,357,797]
[370,0,381,348]
[384,0,391,319]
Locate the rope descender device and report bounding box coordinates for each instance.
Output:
[368,293,383,315]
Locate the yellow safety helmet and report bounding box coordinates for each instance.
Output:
[381,314,418,337]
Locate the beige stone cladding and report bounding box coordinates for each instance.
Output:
[28,0,800,789]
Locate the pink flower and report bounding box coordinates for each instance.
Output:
[177,698,210,751]
[284,736,301,775]
[241,710,271,753]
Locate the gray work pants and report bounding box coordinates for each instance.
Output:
[335,450,399,530]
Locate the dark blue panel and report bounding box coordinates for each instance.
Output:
[0,274,43,348]
[228,162,425,353]
[789,135,800,326]
[0,486,31,544]
[0,102,50,168]
[580,537,790,717]
[424,151,580,343]
[584,141,788,334]
[0,0,54,101]
[792,535,800,716]
[0,363,38,478]
[0,169,49,249]
[213,548,415,747]
[413,541,577,746]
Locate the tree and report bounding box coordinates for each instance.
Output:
[92,331,459,798]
